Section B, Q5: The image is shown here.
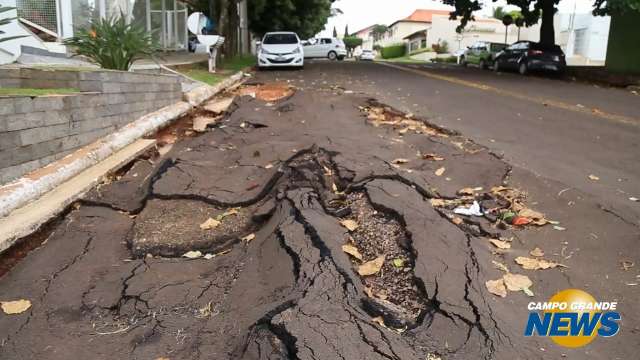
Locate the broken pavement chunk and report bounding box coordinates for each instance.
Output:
[203,97,234,114]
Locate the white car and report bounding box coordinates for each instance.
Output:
[257,32,304,69]
[358,49,375,61]
[303,37,347,60]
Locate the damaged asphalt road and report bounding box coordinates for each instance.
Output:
[0,62,638,360]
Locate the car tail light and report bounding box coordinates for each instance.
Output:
[529,50,543,56]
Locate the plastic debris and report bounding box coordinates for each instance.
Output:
[453,201,483,216]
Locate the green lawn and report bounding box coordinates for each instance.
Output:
[381,56,428,64]
[0,88,80,97]
[174,55,256,86]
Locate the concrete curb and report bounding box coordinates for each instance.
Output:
[0,71,245,220]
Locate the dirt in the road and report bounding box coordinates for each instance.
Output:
[0,65,638,360]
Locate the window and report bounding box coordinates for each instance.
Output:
[263,33,299,44]
[421,39,427,48]
[321,38,331,44]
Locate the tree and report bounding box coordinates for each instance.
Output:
[248,0,333,39]
[492,6,506,20]
[343,36,362,57]
[344,24,349,37]
[371,24,388,43]
[445,0,640,47]
[333,26,338,37]
[443,0,559,46]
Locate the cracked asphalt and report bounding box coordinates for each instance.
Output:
[0,61,638,360]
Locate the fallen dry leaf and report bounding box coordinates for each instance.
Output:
[242,233,256,242]
[515,256,562,270]
[372,316,386,327]
[340,219,359,231]
[392,258,405,268]
[485,279,507,297]
[430,199,446,207]
[200,218,220,230]
[342,244,363,260]
[435,167,446,176]
[1,299,32,314]
[452,217,463,225]
[264,164,274,169]
[392,158,409,164]
[182,250,203,259]
[503,273,533,293]
[422,153,444,161]
[530,247,545,257]
[358,255,385,276]
[221,208,239,218]
[489,239,511,249]
[457,187,476,196]
[492,260,509,273]
[588,174,600,181]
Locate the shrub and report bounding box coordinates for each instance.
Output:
[381,43,406,59]
[64,14,158,71]
[431,40,450,54]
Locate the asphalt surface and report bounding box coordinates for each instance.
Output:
[0,61,638,360]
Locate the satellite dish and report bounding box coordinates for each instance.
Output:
[187,12,225,73]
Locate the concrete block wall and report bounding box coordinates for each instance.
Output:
[0,68,182,184]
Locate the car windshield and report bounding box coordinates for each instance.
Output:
[263,34,298,45]
[363,50,372,53]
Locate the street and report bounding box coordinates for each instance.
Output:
[0,61,638,359]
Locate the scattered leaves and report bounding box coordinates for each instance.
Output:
[492,260,509,273]
[340,219,359,231]
[489,239,511,249]
[451,217,463,225]
[512,216,531,226]
[588,174,600,181]
[200,218,221,230]
[242,233,256,242]
[457,187,478,196]
[358,256,385,276]
[518,208,547,225]
[430,199,446,207]
[182,250,202,259]
[264,163,274,169]
[1,299,32,314]
[553,225,566,231]
[342,244,363,260]
[530,247,545,257]
[620,260,634,271]
[485,279,507,297]
[435,167,446,176]
[503,273,534,296]
[515,256,562,270]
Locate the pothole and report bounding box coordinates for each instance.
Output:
[235,82,296,102]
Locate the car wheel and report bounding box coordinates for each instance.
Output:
[337,56,345,61]
[328,51,337,61]
[519,61,528,75]
[493,60,500,72]
[479,59,486,70]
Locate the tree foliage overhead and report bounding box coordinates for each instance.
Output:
[371,24,388,42]
[248,0,333,39]
[593,0,640,15]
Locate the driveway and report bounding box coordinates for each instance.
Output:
[0,61,637,360]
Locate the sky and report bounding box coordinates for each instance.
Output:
[319,0,598,37]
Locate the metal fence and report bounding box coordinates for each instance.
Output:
[16,0,59,36]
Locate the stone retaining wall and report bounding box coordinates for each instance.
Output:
[0,68,182,184]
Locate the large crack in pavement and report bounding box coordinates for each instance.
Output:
[2,72,635,360]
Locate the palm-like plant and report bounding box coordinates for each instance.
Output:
[0,5,27,43]
[64,14,158,71]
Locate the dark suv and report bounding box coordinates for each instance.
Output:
[493,41,566,75]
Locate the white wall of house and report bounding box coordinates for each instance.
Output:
[0,0,48,64]
[557,12,610,65]
[378,21,430,47]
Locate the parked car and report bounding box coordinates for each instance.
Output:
[257,32,304,69]
[358,49,375,61]
[493,41,566,75]
[303,37,347,60]
[460,42,506,69]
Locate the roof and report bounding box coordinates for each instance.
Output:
[389,9,451,27]
[353,25,375,36]
[403,29,428,40]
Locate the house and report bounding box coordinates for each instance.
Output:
[556,12,610,66]
[353,25,375,51]
[378,9,450,47]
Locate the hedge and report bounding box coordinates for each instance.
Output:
[381,43,406,59]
